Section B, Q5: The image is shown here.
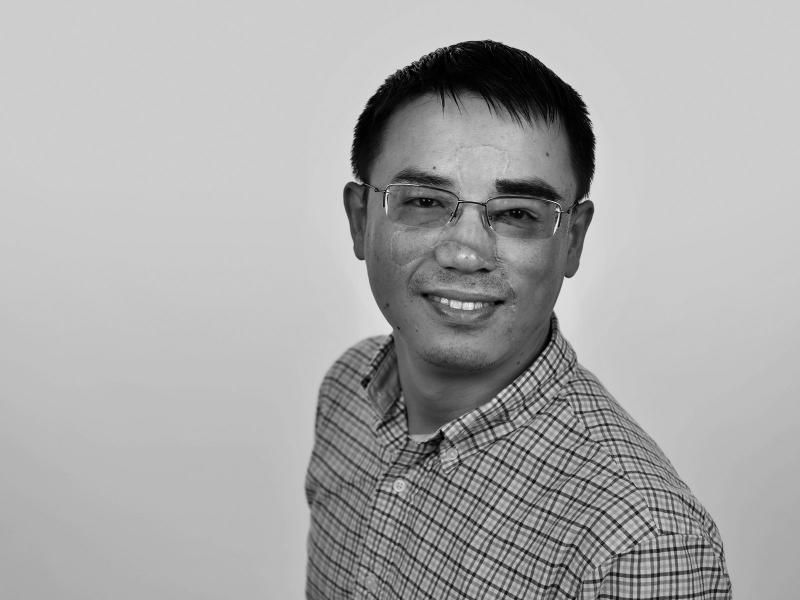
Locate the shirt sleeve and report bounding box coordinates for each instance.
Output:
[579,533,732,599]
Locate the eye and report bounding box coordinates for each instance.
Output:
[500,208,539,221]
[409,197,442,208]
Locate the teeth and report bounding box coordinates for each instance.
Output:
[432,296,489,311]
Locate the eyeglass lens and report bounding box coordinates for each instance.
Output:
[385,185,560,239]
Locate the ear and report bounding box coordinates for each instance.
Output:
[343,182,370,261]
[564,200,594,278]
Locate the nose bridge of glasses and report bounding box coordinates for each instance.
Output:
[449,199,491,229]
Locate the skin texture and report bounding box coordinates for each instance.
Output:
[344,94,594,434]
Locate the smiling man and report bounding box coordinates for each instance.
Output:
[306,41,731,599]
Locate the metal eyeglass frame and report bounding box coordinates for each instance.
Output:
[362,182,581,238]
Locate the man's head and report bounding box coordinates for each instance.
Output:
[344,41,595,379]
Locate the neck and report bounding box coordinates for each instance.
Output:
[396,327,550,435]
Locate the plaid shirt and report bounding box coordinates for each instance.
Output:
[306,316,732,599]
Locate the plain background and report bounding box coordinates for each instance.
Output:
[1,1,798,598]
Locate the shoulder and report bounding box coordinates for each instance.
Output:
[306,335,389,503]
[316,335,389,418]
[559,362,725,551]
[320,335,388,392]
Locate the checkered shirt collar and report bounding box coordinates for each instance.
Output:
[359,313,578,457]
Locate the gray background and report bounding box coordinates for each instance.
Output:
[2,1,798,598]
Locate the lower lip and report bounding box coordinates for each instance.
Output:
[424,295,500,324]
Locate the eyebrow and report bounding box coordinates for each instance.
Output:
[390,168,564,202]
[390,167,454,188]
[494,177,563,202]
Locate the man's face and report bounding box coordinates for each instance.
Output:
[345,93,593,374]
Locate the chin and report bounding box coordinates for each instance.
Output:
[418,341,499,373]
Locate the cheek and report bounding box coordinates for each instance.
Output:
[497,244,564,321]
[366,224,427,267]
[365,229,430,303]
[389,229,427,266]
[505,238,565,278]
[365,229,423,320]
[497,242,558,283]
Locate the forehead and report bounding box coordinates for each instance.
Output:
[371,93,577,199]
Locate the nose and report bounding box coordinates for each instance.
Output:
[433,202,497,273]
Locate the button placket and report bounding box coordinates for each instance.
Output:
[392,477,408,496]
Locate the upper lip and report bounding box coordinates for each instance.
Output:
[423,289,504,303]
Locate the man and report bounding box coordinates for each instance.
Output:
[306,40,731,599]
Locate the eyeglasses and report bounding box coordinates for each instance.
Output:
[362,183,579,240]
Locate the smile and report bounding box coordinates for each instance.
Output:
[429,295,492,311]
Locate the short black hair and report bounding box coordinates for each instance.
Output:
[351,40,596,201]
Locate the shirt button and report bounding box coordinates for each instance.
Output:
[364,572,378,593]
[443,448,458,462]
[392,478,408,495]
